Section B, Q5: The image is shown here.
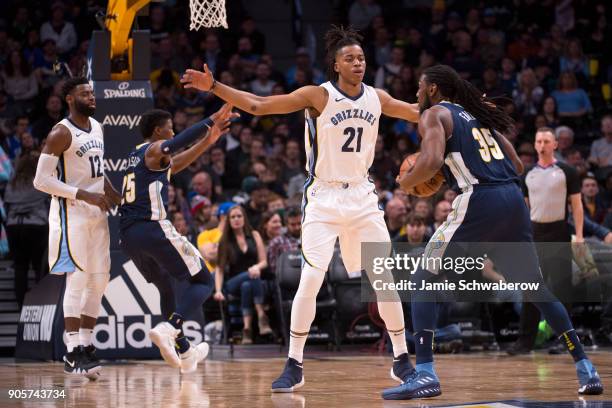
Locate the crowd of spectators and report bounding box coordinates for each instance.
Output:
[0,0,610,342]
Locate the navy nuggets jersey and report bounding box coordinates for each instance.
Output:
[119,143,170,228]
[439,102,518,191]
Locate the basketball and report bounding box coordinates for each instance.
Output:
[399,152,445,197]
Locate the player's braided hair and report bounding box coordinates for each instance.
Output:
[324,25,363,82]
[423,65,515,134]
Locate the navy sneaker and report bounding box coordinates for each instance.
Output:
[271,358,304,393]
[576,359,604,395]
[382,365,441,400]
[63,346,101,379]
[390,353,415,383]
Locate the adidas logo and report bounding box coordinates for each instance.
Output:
[90,260,203,350]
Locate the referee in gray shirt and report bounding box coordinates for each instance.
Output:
[508,127,585,355]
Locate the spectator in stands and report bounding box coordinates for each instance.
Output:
[259,210,283,244]
[214,205,271,344]
[394,215,428,244]
[285,47,324,88]
[581,175,606,224]
[167,184,191,223]
[413,198,433,225]
[541,96,560,129]
[349,0,382,31]
[500,57,518,96]
[481,67,504,99]
[267,206,301,275]
[267,193,285,213]
[442,188,458,204]
[449,30,481,81]
[40,2,77,55]
[172,211,197,245]
[588,115,612,168]
[552,71,592,119]
[4,151,48,306]
[559,38,589,82]
[5,116,30,160]
[512,68,544,118]
[385,198,408,239]
[33,39,61,91]
[2,50,38,114]
[200,32,227,74]
[565,148,589,178]
[190,195,214,233]
[190,171,216,202]
[433,200,452,230]
[31,94,63,142]
[374,45,404,90]
[554,126,574,162]
[250,62,276,97]
[198,202,234,276]
[239,17,266,56]
[242,176,269,228]
[281,139,303,186]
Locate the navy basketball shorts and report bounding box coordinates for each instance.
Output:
[119,219,207,282]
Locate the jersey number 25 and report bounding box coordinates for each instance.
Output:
[121,173,135,204]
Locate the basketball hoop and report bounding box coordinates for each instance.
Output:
[190,0,228,30]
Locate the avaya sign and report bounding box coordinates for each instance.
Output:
[103,114,141,129]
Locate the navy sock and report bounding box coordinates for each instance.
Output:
[414,330,434,365]
[168,312,184,330]
[560,329,587,362]
[175,334,190,354]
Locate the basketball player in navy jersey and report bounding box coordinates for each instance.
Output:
[119,104,236,373]
[181,26,419,393]
[382,65,603,399]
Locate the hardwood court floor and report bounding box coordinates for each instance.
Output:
[0,351,610,407]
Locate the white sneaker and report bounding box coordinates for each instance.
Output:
[180,342,210,374]
[149,322,181,368]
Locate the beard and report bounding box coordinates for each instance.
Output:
[419,93,433,114]
[74,100,96,117]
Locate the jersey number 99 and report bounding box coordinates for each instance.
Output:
[122,173,135,204]
[472,128,504,162]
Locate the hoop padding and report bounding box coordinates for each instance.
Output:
[190,0,228,29]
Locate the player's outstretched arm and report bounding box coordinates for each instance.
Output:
[181,64,324,115]
[397,106,447,192]
[34,125,112,212]
[169,104,238,174]
[375,89,419,123]
[145,104,236,172]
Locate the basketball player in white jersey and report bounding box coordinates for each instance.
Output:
[182,26,420,393]
[34,77,121,378]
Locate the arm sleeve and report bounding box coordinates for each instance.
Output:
[160,117,213,154]
[561,163,581,195]
[33,153,78,199]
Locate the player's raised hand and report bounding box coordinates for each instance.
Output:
[181,64,215,91]
[209,104,240,144]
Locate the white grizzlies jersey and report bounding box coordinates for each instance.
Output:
[56,117,105,194]
[304,81,381,183]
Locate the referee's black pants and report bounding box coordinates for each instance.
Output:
[516,221,573,349]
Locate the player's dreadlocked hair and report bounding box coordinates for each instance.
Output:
[423,65,515,134]
[324,25,363,81]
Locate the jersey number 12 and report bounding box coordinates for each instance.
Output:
[88,156,103,178]
[342,127,363,152]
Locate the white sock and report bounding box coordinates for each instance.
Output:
[287,264,325,363]
[66,331,80,352]
[378,301,408,357]
[79,328,93,347]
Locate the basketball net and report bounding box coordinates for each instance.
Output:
[189,0,228,30]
